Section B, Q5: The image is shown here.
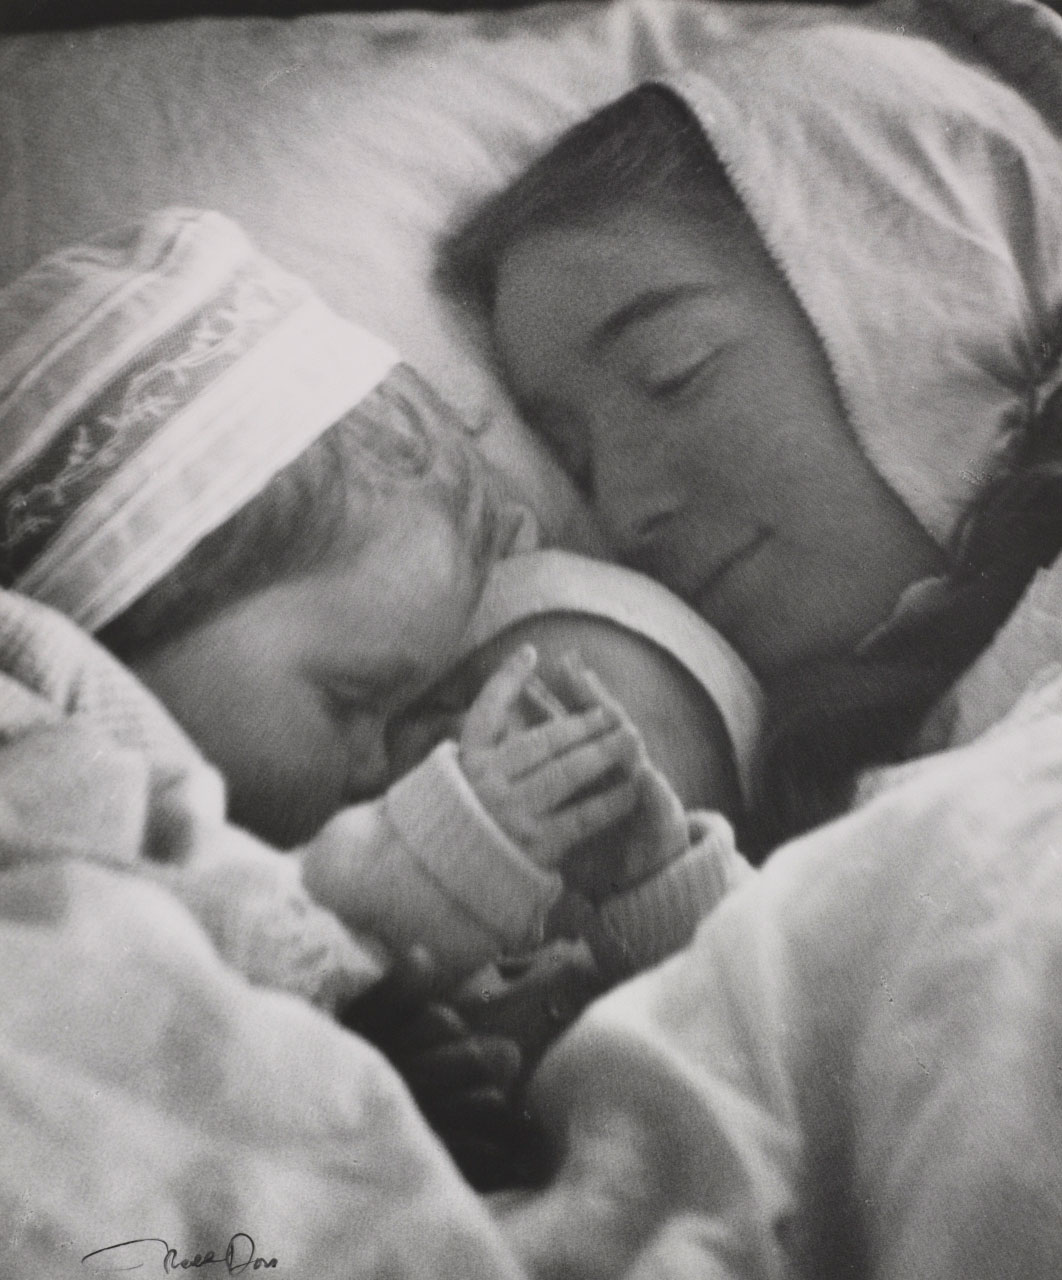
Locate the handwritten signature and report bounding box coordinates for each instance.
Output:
[81,1233,278,1274]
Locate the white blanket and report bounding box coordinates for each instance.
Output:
[1,856,525,1277]
[499,673,1062,1277]
[7,604,1059,1276]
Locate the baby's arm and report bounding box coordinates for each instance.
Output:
[547,659,755,980]
[301,645,645,979]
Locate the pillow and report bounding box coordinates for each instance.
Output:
[0,0,1028,539]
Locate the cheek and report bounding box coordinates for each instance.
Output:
[226,695,342,790]
[226,703,355,845]
[386,709,461,780]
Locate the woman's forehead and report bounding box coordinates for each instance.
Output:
[493,209,756,414]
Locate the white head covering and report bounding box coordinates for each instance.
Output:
[662,15,1062,547]
[0,208,399,631]
[463,548,763,801]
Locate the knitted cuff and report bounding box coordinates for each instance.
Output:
[594,812,751,978]
[385,740,563,949]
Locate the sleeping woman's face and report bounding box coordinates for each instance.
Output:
[492,204,943,676]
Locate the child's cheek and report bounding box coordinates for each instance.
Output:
[387,709,464,779]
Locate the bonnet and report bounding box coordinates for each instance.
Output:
[0,208,399,631]
[661,11,1062,548]
[463,548,763,802]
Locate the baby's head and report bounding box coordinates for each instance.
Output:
[395,549,763,822]
[0,208,511,844]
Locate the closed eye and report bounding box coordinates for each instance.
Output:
[644,348,724,403]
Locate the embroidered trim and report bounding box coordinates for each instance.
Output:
[0,264,301,584]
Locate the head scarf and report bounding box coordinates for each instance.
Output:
[662,13,1062,547]
[463,548,763,801]
[0,208,399,631]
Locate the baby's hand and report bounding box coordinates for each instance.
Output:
[460,645,643,869]
[556,659,691,904]
[337,947,547,1191]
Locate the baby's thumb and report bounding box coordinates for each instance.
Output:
[460,644,537,751]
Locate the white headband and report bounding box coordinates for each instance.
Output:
[464,549,763,801]
[0,208,399,630]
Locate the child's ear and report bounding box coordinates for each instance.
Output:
[498,502,542,557]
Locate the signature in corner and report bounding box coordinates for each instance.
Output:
[81,1233,278,1274]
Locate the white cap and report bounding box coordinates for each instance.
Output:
[0,208,399,631]
[464,548,763,801]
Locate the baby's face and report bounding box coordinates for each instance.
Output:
[391,611,742,817]
[132,501,482,846]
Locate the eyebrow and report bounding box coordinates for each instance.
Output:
[588,283,714,354]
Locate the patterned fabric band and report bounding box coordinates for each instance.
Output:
[0,209,399,631]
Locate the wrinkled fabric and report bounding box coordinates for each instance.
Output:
[666,5,1062,546]
[1,859,523,1278]
[502,670,1062,1278]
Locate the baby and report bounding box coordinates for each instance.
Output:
[392,548,762,983]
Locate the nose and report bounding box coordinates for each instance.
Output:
[584,412,678,561]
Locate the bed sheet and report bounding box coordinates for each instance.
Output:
[5,659,1061,1277]
[1,856,525,1277]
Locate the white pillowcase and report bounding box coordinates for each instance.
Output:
[0,0,952,535]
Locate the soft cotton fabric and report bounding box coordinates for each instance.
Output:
[1,849,522,1279]
[664,18,1062,547]
[498,659,1062,1279]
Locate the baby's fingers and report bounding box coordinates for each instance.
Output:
[538,775,641,856]
[519,722,642,818]
[461,645,537,750]
[561,656,637,733]
[498,703,616,778]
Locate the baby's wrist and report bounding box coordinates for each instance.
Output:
[613,831,691,895]
[573,826,692,906]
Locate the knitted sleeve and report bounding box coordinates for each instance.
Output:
[588,811,755,981]
[301,740,564,978]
